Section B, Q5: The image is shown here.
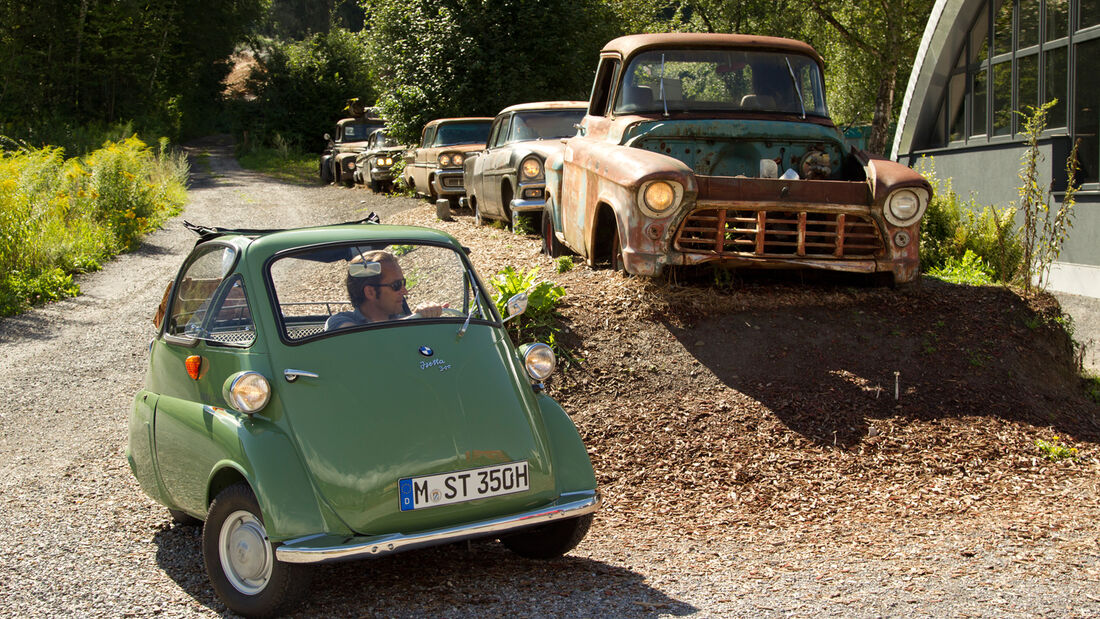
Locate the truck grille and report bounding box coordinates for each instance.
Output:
[675,208,883,258]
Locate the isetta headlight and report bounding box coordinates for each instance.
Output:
[222,371,271,414]
[521,343,556,381]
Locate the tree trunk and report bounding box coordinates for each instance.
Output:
[867,65,897,156]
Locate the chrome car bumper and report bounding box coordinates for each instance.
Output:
[510,180,546,212]
[369,166,394,181]
[430,169,466,197]
[275,490,600,564]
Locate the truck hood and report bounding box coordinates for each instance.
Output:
[622,119,848,179]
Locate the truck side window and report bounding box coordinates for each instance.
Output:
[589,57,620,116]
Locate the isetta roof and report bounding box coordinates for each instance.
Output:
[601,33,824,67]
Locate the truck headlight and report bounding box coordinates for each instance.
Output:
[637,180,681,217]
[222,371,270,414]
[521,157,542,179]
[521,343,556,381]
[884,188,927,227]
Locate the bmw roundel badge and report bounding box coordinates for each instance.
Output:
[418,346,434,357]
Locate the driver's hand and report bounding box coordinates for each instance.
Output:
[412,302,448,318]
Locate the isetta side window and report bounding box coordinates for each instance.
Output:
[268,242,494,342]
[164,245,255,347]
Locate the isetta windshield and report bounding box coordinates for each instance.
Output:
[268,242,494,341]
[613,49,828,117]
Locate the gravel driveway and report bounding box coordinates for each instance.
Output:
[1,137,1097,618]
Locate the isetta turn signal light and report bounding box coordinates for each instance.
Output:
[185,355,202,380]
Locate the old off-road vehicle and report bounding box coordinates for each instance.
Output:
[319,100,385,187]
[543,33,932,285]
[354,128,405,192]
[127,219,598,617]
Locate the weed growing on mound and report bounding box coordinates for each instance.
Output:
[926,250,996,286]
[1035,436,1079,462]
[490,266,580,366]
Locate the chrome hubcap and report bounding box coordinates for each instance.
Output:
[219,510,272,595]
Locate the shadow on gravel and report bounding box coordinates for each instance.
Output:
[662,272,1100,448]
[152,521,222,612]
[153,526,694,617]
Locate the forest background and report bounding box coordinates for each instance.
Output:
[0,0,933,158]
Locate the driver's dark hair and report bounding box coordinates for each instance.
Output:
[346,250,397,307]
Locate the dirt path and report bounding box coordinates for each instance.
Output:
[1,138,1098,618]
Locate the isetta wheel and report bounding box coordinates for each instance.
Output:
[202,483,310,617]
[500,514,593,559]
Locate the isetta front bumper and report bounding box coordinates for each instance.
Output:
[275,490,600,564]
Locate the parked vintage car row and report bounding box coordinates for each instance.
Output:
[330,32,932,286]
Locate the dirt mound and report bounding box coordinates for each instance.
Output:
[385,204,1100,535]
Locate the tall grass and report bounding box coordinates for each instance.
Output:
[0,136,188,315]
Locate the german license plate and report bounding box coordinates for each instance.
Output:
[398,461,529,511]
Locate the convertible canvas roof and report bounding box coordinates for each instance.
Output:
[183,214,380,246]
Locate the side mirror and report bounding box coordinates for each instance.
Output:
[503,292,528,323]
[324,133,331,141]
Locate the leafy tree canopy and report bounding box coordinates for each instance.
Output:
[364,0,622,143]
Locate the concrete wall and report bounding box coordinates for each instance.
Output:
[902,140,1100,296]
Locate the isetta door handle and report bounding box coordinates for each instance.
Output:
[284,369,319,382]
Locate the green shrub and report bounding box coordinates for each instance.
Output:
[235,29,376,150]
[0,136,187,315]
[926,250,995,286]
[916,156,1023,283]
[554,256,574,273]
[489,266,568,355]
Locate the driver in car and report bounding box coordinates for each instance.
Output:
[324,250,446,330]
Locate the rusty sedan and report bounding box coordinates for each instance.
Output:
[462,101,586,231]
[403,117,492,213]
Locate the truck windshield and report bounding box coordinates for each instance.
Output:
[340,121,384,141]
[613,49,828,118]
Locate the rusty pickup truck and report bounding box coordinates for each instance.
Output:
[542,33,931,285]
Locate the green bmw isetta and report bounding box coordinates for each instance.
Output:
[126,219,599,617]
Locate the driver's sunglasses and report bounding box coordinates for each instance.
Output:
[370,277,406,292]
